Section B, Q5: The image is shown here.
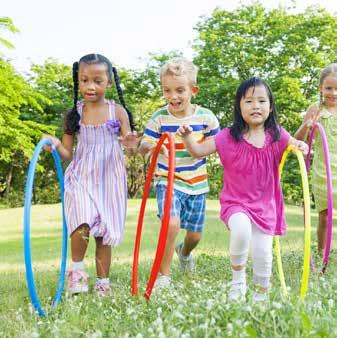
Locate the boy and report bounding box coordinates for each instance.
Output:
[139,58,220,288]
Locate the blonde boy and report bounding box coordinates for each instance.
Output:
[139,58,219,288]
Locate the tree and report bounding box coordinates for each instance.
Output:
[193,3,337,202]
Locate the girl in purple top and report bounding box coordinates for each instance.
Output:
[45,54,138,296]
[178,77,308,303]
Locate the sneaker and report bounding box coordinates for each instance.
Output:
[175,242,195,272]
[154,274,171,289]
[94,281,111,297]
[252,291,268,303]
[228,282,247,302]
[67,270,89,294]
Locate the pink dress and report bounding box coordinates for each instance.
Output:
[64,100,127,246]
[214,127,290,236]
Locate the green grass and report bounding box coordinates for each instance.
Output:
[1,200,337,337]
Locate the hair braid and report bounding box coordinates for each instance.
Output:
[65,62,81,134]
[112,66,135,131]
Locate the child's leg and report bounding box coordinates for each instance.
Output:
[251,224,273,296]
[71,223,90,262]
[227,213,251,300]
[181,231,202,256]
[95,237,112,278]
[68,224,90,294]
[228,213,251,271]
[160,216,181,275]
[317,209,328,255]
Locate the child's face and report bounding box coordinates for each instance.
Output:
[320,75,337,107]
[161,75,198,116]
[240,85,271,128]
[78,63,111,103]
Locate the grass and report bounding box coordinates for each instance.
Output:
[1,199,337,337]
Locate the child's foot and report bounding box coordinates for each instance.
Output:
[154,274,171,290]
[228,282,246,302]
[175,242,195,272]
[67,270,89,294]
[252,291,268,303]
[94,280,111,297]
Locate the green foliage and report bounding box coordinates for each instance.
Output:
[193,3,337,202]
[0,16,19,50]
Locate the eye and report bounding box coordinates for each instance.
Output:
[245,100,252,103]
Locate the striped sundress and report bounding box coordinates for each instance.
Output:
[312,109,337,212]
[64,100,127,246]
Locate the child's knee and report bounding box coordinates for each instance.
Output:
[167,218,180,238]
[186,231,202,244]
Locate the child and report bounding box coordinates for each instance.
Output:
[295,63,337,256]
[45,53,138,296]
[139,58,220,289]
[177,77,308,302]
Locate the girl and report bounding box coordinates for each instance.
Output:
[45,54,138,296]
[177,77,308,302]
[295,63,337,256]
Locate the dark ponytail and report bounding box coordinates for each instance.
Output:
[64,62,80,134]
[112,66,135,131]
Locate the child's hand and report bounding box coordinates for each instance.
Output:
[43,135,61,152]
[176,125,193,138]
[292,139,309,155]
[119,131,141,150]
[139,142,168,158]
[303,105,322,128]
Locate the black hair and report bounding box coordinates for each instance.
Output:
[64,53,135,134]
[229,77,280,142]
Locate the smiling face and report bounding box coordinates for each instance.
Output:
[161,74,198,117]
[320,74,337,108]
[239,85,271,128]
[78,62,111,103]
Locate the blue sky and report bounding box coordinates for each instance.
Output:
[2,0,336,73]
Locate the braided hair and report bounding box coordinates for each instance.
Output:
[64,53,135,134]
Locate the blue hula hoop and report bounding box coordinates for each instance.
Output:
[23,138,68,317]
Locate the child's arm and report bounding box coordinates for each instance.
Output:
[177,125,216,158]
[116,104,140,150]
[288,136,309,155]
[44,134,74,161]
[294,105,321,141]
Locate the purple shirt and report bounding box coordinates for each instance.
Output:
[214,127,290,235]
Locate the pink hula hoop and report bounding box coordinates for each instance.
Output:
[306,122,333,273]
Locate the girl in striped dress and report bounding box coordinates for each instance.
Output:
[295,63,337,256]
[45,54,138,296]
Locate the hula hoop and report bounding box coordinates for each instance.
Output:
[306,122,333,273]
[275,145,311,300]
[24,138,67,317]
[132,132,175,300]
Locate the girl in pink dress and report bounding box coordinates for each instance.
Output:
[45,54,138,296]
[178,77,308,303]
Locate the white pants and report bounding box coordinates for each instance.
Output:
[228,212,273,285]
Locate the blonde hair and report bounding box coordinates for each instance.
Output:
[160,57,198,86]
[320,63,337,85]
[319,63,337,106]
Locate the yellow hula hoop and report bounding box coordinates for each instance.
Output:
[275,145,311,300]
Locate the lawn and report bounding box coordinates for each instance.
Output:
[0,199,337,337]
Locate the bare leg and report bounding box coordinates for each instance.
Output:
[95,237,112,278]
[317,209,328,256]
[159,217,180,276]
[71,224,90,262]
[181,231,201,256]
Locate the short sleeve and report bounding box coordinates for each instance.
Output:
[203,112,220,140]
[276,127,290,161]
[140,114,161,147]
[214,128,228,165]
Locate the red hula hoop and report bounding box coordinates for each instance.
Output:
[132,132,175,299]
